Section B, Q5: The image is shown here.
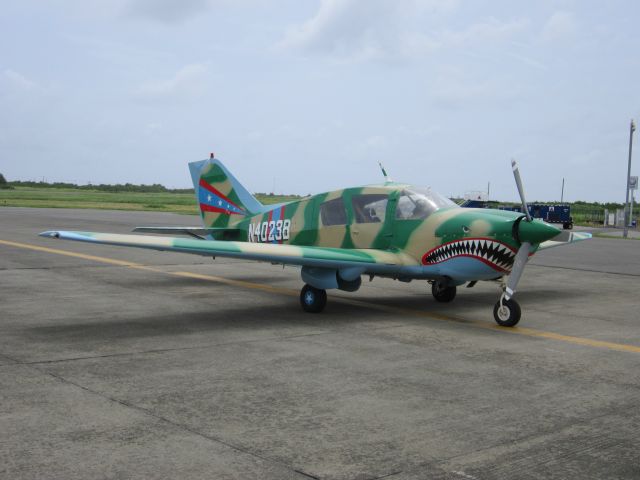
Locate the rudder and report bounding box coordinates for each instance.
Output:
[189,157,265,228]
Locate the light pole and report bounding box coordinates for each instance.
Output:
[630,176,638,228]
[624,119,635,238]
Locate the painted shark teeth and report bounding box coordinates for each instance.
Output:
[422,238,517,271]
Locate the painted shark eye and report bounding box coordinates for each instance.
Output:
[462,226,470,233]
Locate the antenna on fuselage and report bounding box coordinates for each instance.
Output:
[378,162,392,182]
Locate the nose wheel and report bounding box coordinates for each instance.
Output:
[493,296,521,327]
[300,284,327,313]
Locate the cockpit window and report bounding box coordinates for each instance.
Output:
[320,197,347,226]
[395,187,457,220]
[352,194,388,223]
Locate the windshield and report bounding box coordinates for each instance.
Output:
[395,187,457,220]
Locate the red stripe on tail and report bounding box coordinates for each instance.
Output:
[198,178,244,211]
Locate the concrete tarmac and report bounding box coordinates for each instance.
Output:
[1,207,639,480]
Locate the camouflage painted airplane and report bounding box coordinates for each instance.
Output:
[41,156,590,327]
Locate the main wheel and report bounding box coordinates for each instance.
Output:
[300,284,327,313]
[493,298,521,327]
[431,282,457,303]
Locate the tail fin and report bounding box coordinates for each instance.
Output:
[189,157,265,228]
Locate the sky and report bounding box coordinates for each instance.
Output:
[1,0,639,202]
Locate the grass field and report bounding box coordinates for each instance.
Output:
[0,187,301,214]
[0,186,623,228]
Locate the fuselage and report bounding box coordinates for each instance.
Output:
[214,183,560,284]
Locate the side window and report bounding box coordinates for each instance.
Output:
[352,194,388,223]
[320,198,347,226]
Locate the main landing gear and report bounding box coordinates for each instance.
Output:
[300,284,327,313]
[431,280,457,303]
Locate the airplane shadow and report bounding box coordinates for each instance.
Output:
[23,301,361,344]
[22,273,590,343]
[23,285,590,345]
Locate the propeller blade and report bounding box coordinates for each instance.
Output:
[511,159,532,222]
[505,241,531,300]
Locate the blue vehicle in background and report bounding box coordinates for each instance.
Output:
[499,204,573,230]
[460,200,573,230]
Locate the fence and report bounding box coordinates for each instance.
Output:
[572,206,638,227]
[570,206,606,225]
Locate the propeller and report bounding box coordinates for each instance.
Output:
[505,159,532,300]
[504,241,530,300]
[511,159,532,222]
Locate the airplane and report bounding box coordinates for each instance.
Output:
[40,155,591,327]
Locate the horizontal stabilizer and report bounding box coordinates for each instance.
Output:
[132,226,237,240]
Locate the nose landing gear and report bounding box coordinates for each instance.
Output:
[493,294,521,327]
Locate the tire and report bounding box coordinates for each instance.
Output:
[431,282,457,303]
[493,298,521,327]
[300,284,327,313]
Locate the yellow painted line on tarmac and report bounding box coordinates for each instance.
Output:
[3,238,640,354]
[329,298,640,353]
[0,239,156,271]
[171,271,300,295]
[495,327,640,353]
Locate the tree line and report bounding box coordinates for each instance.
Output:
[2,175,193,193]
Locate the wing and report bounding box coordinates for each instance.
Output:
[39,231,417,273]
[537,230,592,250]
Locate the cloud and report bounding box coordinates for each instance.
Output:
[278,0,526,62]
[432,83,493,108]
[541,11,577,43]
[278,0,403,61]
[347,134,390,158]
[144,122,163,135]
[504,51,547,70]
[125,0,211,24]
[135,63,210,100]
[440,17,527,47]
[1,69,37,92]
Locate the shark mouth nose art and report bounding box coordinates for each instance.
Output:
[421,238,517,272]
